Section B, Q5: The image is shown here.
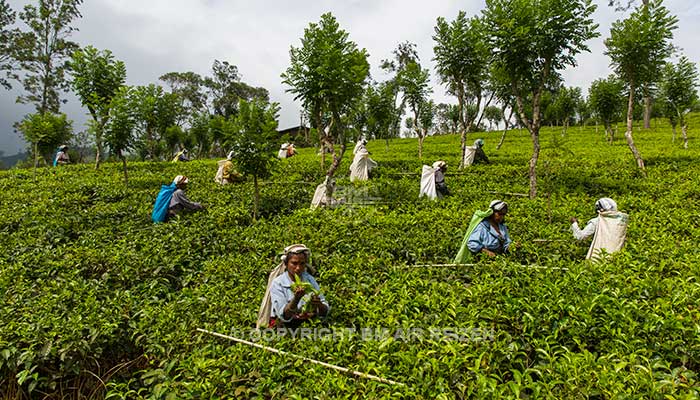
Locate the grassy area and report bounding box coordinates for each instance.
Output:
[1,117,699,398]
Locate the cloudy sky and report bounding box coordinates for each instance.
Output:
[2,0,700,156]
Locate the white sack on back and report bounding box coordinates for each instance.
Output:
[349,148,377,182]
[419,165,438,200]
[256,262,286,329]
[278,143,289,159]
[310,183,327,209]
[587,211,628,261]
[463,146,477,166]
[214,159,227,184]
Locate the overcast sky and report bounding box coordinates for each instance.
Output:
[2,0,699,156]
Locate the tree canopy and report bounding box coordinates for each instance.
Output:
[482,0,599,198]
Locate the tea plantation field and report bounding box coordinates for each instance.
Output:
[1,119,699,399]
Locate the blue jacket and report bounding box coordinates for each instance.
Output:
[467,219,512,255]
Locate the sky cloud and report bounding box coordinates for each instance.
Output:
[2,0,699,156]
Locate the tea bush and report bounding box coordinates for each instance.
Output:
[1,119,699,398]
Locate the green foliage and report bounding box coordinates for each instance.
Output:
[433,11,490,137]
[658,57,699,128]
[0,0,20,90]
[282,12,370,176]
[2,121,700,398]
[13,0,83,113]
[364,81,401,142]
[229,99,280,218]
[130,84,181,161]
[605,0,677,89]
[16,111,72,164]
[483,105,502,130]
[482,0,599,197]
[70,45,127,168]
[589,75,625,130]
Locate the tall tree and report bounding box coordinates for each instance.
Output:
[70,46,126,169]
[433,11,491,167]
[400,60,432,158]
[483,105,502,131]
[0,0,20,89]
[14,0,82,113]
[228,99,279,220]
[551,86,582,135]
[588,76,624,143]
[483,0,599,198]
[104,86,136,185]
[365,80,401,148]
[130,84,181,160]
[16,111,72,177]
[282,12,370,178]
[605,0,677,173]
[435,103,461,134]
[205,60,268,118]
[658,56,698,149]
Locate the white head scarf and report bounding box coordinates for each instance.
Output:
[282,244,315,275]
[173,175,189,185]
[432,160,447,169]
[489,199,508,212]
[595,198,617,212]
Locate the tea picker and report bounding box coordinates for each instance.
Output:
[419,161,449,200]
[172,148,191,162]
[151,175,204,223]
[570,197,628,260]
[214,151,243,185]
[256,244,328,330]
[454,200,514,262]
[463,138,490,167]
[310,176,344,209]
[349,139,377,182]
[278,143,297,159]
[53,145,70,166]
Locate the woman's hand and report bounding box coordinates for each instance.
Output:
[482,249,496,257]
[569,217,578,224]
[292,285,306,302]
[309,295,327,316]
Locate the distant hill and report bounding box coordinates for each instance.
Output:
[0,152,28,169]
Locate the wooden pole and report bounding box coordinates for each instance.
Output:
[196,328,405,387]
[405,263,476,268]
[405,263,567,271]
[487,191,528,197]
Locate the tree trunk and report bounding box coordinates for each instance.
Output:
[326,143,346,178]
[497,107,513,150]
[643,96,651,129]
[33,141,39,181]
[95,129,103,170]
[253,174,259,221]
[671,124,677,142]
[681,122,688,149]
[315,113,325,171]
[528,128,540,199]
[625,85,646,174]
[120,152,128,186]
[604,121,613,143]
[418,134,424,159]
[457,91,467,169]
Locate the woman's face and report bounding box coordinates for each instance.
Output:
[286,253,307,278]
[491,209,507,224]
